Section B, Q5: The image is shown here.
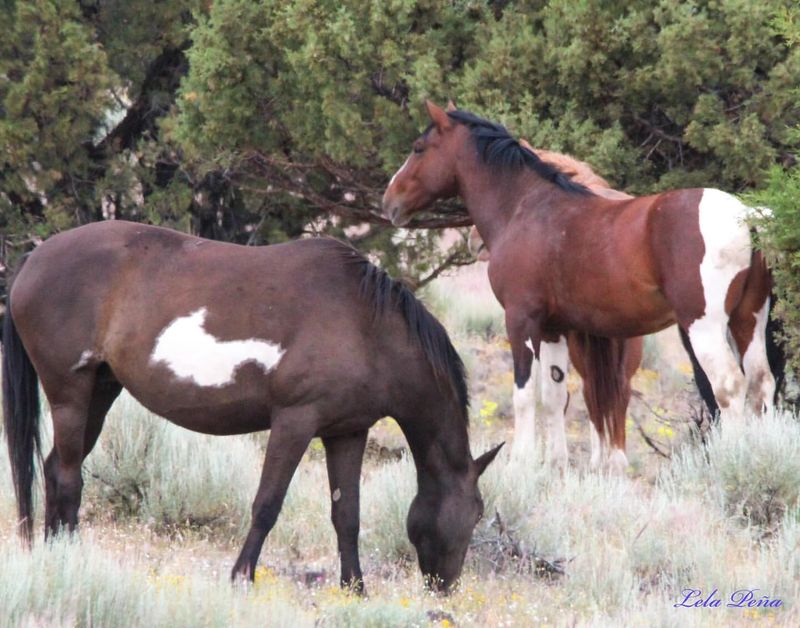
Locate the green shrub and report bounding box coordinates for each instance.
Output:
[664,409,800,533]
[84,394,260,535]
[747,164,800,377]
[360,455,417,564]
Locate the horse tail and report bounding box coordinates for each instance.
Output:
[346,251,469,417]
[678,327,719,421]
[765,287,787,406]
[576,333,628,449]
[2,255,41,544]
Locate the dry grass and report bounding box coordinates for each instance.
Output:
[1,269,799,626]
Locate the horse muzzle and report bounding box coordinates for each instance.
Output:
[381,191,412,227]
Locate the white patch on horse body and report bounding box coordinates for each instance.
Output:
[687,189,751,420]
[388,156,411,187]
[150,308,285,387]
[332,488,341,502]
[696,189,751,313]
[70,350,96,372]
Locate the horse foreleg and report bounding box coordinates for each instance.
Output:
[506,309,540,458]
[323,430,368,594]
[231,407,316,582]
[539,336,570,471]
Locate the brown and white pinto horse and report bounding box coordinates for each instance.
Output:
[383,102,774,439]
[2,220,502,593]
[467,146,643,472]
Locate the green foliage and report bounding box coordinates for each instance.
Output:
[665,410,800,533]
[747,165,800,375]
[84,395,260,535]
[0,0,115,239]
[2,0,799,291]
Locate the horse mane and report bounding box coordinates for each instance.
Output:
[445,110,594,196]
[532,148,634,200]
[533,149,612,189]
[339,244,469,420]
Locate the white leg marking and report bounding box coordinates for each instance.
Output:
[511,358,539,458]
[150,308,285,387]
[589,422,606,470]
[687,189,752,420]
[539,337,569,470]
[608,448,629,475]
[741,296,775,414]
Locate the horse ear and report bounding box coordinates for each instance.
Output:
[475,442,504,476]
[425,100,451,130]
[446,99,457,112]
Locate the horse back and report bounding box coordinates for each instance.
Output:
[10,222,395,434]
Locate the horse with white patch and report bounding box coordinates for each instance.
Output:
[2,220,502,594]
[383,102,774,433]
[467,145,644,473]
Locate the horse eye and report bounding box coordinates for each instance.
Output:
[413,142,425,154]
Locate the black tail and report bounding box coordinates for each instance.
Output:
[575,333,627,446]
[678,327,719,422]
[765,290,787,404]
[2,257,41,544]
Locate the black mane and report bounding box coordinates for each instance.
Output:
[446,109,594,196]
[343,248,469,420]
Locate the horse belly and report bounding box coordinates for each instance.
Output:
[113,364,275,436]
[553,286,676,338]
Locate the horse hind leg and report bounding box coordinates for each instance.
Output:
[730,296,775,415]
[727,250,775,415]
[685,318,746,422]
[43,366,121,537]
[675,189,754,421]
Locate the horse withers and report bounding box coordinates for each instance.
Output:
[2,220,502,593]
[384,101,774,427]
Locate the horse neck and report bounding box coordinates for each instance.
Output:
[395,396,472,493]
[454,152,569,248]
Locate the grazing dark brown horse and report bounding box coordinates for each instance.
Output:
[2,220,502,593]
[384,102,774,434]
[467,146,644,472]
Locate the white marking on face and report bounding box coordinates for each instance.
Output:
[388,156,411,187]
[150,308,285,387]
[332,488,341,502]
